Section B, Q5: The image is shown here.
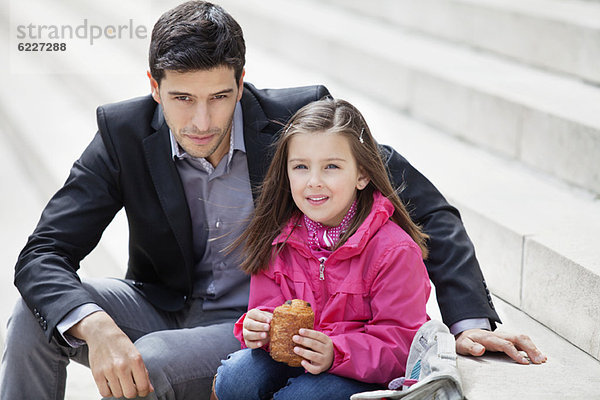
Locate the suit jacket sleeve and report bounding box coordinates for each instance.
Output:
[380,145,501,328]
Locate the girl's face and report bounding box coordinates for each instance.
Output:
[287,131,369,226]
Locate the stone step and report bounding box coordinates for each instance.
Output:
[219,0,600,196]
[457,294,600,399]
[322,0,600,86]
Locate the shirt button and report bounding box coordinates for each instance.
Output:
[215,219,222,229]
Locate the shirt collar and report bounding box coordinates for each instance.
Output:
[169,102,245,169]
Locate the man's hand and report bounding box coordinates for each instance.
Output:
[242,308,273,349]
[292,328,334,374]
[456,329,547,365]
[67,311,154,398]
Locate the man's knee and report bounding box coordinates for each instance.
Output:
[134,333,211,400]
[134,334,172,397]
[134,329,233,400]
[1,299,73,400]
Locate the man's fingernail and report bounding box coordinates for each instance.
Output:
[535,355,547,363]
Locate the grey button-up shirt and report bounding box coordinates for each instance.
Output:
[171,102,254,310]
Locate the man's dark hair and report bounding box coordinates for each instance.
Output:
[149,1,245,85]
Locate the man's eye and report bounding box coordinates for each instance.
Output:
[213,94,227,100]
[175,96,191,102]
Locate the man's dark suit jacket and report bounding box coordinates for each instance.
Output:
[15,82,500,343]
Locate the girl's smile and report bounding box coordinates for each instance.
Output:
[306,195,328,205]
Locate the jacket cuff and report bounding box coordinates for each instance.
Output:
[329,339,347,372]
[233,313,247,347]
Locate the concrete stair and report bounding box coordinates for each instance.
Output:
[323,0,600,86]
[2,0,600,398]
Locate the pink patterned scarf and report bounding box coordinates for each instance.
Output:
[303,200,357,250]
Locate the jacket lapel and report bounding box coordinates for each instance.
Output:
[143,106,195,271]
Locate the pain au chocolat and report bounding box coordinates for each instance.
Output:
[269,299,315,367]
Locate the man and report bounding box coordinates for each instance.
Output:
[0,1,545,399]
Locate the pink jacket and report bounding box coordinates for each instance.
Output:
[234,192,431,385]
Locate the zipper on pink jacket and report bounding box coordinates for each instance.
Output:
[319,257,327,280]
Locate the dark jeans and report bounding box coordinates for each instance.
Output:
[214,348,382,400]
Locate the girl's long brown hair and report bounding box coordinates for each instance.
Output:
[237,98,428,274]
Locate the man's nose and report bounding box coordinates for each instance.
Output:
[191,104,211,132]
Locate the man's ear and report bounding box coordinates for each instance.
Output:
[236,69,245,101]
[147,71,161,104]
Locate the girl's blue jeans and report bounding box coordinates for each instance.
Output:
[214,348,382,400]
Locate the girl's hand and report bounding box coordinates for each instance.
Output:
[242,308,273,349]
[292,329,334,374]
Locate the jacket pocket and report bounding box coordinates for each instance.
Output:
[273,271,311,302]
[327,281,371,322]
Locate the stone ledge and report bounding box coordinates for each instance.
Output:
[456,295,600,399]
[323,0,600,86]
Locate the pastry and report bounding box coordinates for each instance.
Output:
[269,299,315,367]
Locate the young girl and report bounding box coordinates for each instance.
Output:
[214,98,431,400]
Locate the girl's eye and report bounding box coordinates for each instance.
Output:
[325,164,339,169]
[293,164,307,170]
